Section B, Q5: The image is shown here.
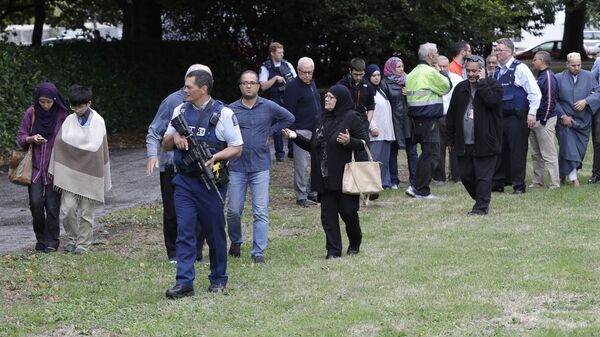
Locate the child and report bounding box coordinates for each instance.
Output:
[49,85,112,253]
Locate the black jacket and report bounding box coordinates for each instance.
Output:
[336,74,376,115]
[294,111,368,192]
[446,77,503,157]
[380,78,408,147]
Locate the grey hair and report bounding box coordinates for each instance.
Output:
[534,51,551,65]
[438,55,450,64]
[465,55,485,69]
[185,64,212,80]
[418,43,438,61]
[297,57,314,69]
[496,38,514,53]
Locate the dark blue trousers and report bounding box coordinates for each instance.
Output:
[173,175,228,288]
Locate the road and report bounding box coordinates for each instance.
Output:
[0,148,161,253]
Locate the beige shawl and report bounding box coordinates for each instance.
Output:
[49,109,112,202]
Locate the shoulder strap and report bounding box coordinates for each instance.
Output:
[192,99,216,133]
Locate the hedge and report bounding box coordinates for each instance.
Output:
[0,41,251,153]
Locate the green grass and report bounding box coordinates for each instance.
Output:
[2,147,600,336]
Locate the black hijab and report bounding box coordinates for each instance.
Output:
[31,82,68,139]
[317,85,354,145]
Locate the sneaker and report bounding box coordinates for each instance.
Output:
[252,255,265,264]
[73,246,88,254]
[168,257,178,264]
[405,185,416,198]
[63,243,76,253]
[391,184,399,190]
[415,193,438,199]
[208,283,226,293]
[528,183,543,188]
[228,243,241,258]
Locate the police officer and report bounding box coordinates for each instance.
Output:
[259,42,297,161]
[163,69,243,298]
[492,38,541,194]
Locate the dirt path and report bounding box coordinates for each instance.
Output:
[0,148,161,253]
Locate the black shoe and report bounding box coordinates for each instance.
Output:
[252,255,265,264]
[166,285,194,299]
[35,242,45,251]
[287,153,294,159]
[491,186,504,193]
[307,194,319,204]
[467,210,488,216]
[208,283,226,293]
[512,189,525,195]
[368,194,379,201]
[347,247,360,256]
[296,199,309,208]
[228,243,241,257]
[325,254,341,260]
[42,247,57,253]
[276,157,284,162]
[588,175,600,184]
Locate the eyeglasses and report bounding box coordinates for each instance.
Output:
[299,70,314,75]
[494,48,510,53]
[240,81,259,86]
[324,94,336,100]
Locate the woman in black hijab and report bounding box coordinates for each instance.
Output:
[283,84,368,259]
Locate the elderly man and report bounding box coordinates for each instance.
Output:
[435,55,463,184]
[146,64,211,263]
[486,55,498,77]
[529,51,560,189]
[447,55,503,215]
[227,70,294,263]
[492,38,541,194]
[259,42,297,162]
[555,52,600,186]
[283,57,321,207]
[405,42,452,199]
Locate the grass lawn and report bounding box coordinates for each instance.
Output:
[2,146,600,336]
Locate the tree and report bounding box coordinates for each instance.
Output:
[561,0,587,59]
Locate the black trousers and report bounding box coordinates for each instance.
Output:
[161,165,205,260]
[28,180,61,249]
[592,111,600,177]
[413,118,440,196]
[319,190,361,257]
[434,117,460,182]
[493,115,529,192]
[458,146,497,213]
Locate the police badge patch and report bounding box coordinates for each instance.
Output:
[232,114,239,126]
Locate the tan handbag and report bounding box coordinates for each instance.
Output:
[342,140,383,195]
[8,108,35,186]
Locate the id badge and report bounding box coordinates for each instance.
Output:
[468,109,474,120]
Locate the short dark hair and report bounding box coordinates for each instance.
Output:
[68,85,92,105]
[452,41,470,57]
[239,70,258,82]
[535,51,551,65]
[496,38,515,53]
[349,58,366,72]
[186,70,214,94]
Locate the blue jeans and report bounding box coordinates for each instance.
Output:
[227,170,270,257]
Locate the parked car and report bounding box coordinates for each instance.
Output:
[515,40,562,60]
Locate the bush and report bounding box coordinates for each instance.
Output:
[0,41,250,154]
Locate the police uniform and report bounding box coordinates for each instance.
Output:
[493,58,541,193]
[259,59,297,160]
[165,98,243,289]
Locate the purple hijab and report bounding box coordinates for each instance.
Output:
[32,83,69,139]
[383,57,406,87]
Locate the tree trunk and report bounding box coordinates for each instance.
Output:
[120,0,162,41]
[31,0,46,46]
[560,0,587,60]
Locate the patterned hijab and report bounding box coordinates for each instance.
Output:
[32,82,69,139]
[384,57,406,87]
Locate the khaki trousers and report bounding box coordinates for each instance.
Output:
[61,190,95,248]
[529,116,560,188]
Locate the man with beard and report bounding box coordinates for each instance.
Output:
[447,55,503,215]
[227,70,294,263]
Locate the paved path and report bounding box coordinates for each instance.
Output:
[0,148,161,253]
